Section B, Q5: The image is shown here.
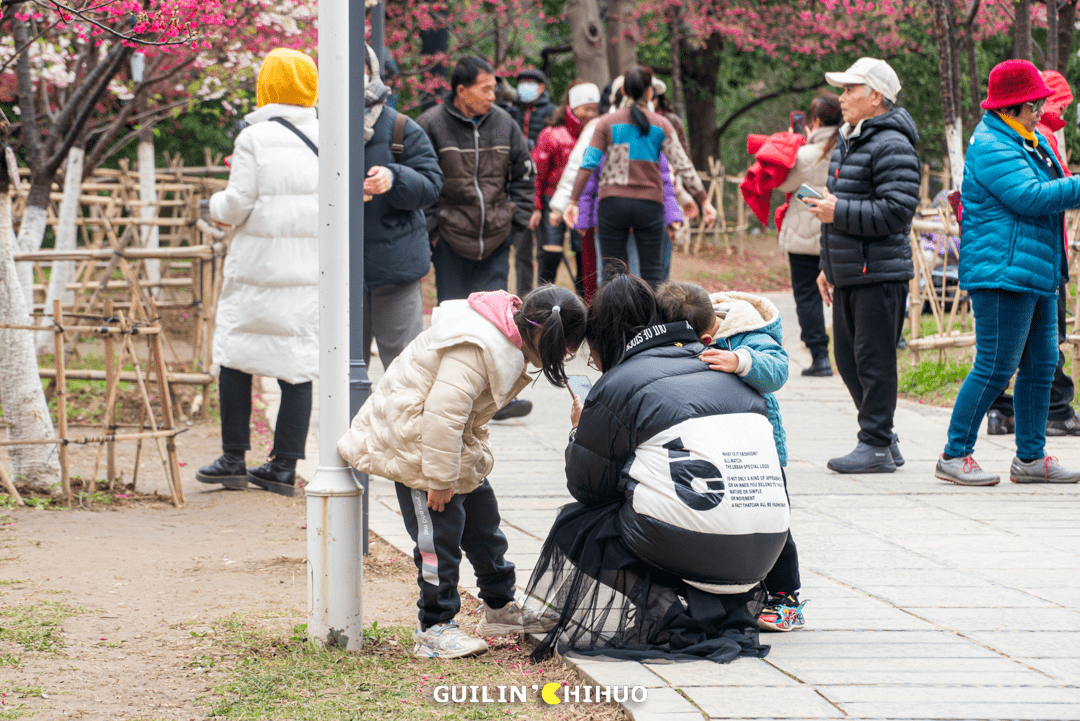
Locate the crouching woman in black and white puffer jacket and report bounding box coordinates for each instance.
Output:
[526,271,790,665]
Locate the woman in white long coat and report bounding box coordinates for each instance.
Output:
[195,49,320,497]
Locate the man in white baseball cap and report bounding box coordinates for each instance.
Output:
[805,56,921,475]
[824,57,902,105]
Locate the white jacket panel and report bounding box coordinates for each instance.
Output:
[776,126,835,257]
[210,103,320,384]
[337,301,532,493]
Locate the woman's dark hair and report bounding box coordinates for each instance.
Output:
[547,78,587,127]
[586,264,659,372]
[1001,103,1026,117]
[598,80,614,115]
[654,91,671,114]
[810,93,843,163]
[450,56,494,98]
[514,285,587,388]
[623,66,654,136]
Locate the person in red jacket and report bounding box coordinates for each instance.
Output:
[530,81,600,293]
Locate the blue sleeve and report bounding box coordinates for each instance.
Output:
[580,146,604,172]
[978,140,1080,217]
[729,331,789,395]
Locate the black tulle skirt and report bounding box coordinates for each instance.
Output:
[525,499,770,664]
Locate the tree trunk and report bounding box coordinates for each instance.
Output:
[15,185,49,314]
[669,5,686,119]
[933,0,965,188]
[605,0,637,78]
[37,143,84,352]
[138,125,161,297]
[1057,1,1076,74]
[1048,0,1059,71]
[0,187,62,492]
[681,33,723,171]
[964,0,982,125]
[1013,0,1032,61]
[566,0,610,88]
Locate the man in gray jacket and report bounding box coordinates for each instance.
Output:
[418,57,534,305]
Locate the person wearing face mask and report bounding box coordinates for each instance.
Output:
[360,44,444,372]
[509,69,558,298]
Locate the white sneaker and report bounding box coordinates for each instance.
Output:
[1010,456,1080,484]
[476,597,558,636]
[413,621,488,658]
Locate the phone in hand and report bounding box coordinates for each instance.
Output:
[566,375,592,400]
[795,183,824,203]
[790,111,807,137]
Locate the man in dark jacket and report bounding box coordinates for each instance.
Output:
[417,57,534,304]
[509,69,558,297]
[362,44,444,369]
[807,57,920,474]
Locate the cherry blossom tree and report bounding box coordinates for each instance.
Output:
[0,0,315,488]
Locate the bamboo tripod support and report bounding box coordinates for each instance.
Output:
[0,302,186,507]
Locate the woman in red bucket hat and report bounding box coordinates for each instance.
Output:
[935,59,1080,487]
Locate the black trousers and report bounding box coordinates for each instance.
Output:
[788,253,829,361]
[219,366,311,460]
[395,479,517,629]
[762,468,800,596]
[833,281,906,447]
[597,197,665,287]
[511,226,536,298]
[990,282,1076,421]
[432,237,511,304]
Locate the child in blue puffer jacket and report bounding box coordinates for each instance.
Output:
[655,281,805,633]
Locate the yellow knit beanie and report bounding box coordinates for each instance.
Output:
[257,49,318,108]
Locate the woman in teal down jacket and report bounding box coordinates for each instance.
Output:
[936,60,1080,487]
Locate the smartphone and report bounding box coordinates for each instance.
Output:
[790,111,806,137]
[795,183,823,203]
[566,375,593,400]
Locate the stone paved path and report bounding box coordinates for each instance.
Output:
[362,291,1080,721]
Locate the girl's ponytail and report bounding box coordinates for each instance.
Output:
[515,286,588,387]
[624,66,654,137]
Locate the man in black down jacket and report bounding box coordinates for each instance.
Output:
[417,57,534,305]
[807,58,920,474]
[362,45,444,369]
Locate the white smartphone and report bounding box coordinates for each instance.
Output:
[566,375,593,400]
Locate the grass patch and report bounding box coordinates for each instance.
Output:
[898,359,971,406]
[205,615,627,721]
[0,600,84,666]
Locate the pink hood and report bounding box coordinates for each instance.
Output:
[467,290,523,349]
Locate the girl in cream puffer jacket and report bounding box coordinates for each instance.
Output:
[337,287,586,655]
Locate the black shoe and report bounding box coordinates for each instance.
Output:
[1046,410,1080,436]
[801,357,833,377]
[247,459,297,497]
[890,434,905,467]
[827,442,896,474]
[491,399,533,421]
[196,454,248,489]
[986,410,1015,435]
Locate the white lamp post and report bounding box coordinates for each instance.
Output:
[306,0,363,650]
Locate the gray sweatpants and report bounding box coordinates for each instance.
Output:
[363,278,424,371]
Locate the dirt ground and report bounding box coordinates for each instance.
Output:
[0,420,419,720]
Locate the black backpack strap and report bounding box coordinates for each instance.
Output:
[391,112,408,161]
[270,117,318,156]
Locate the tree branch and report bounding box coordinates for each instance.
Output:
[31,0,192,46]
[714,80,828,140]
[46,42,131,177]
